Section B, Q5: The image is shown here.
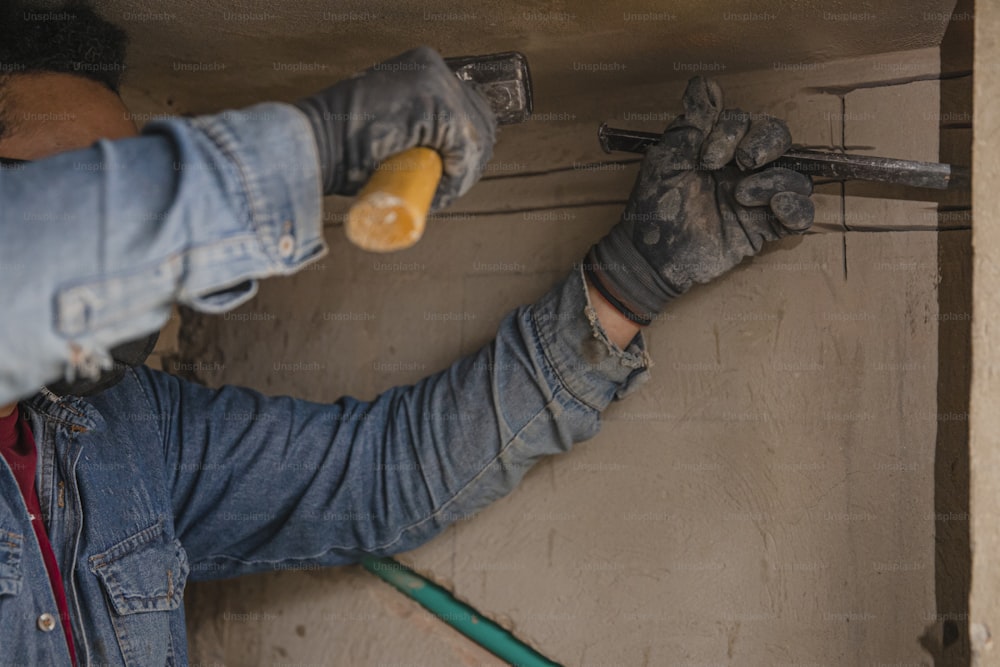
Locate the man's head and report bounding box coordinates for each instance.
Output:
[0,2,136,159]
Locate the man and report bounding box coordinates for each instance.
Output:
[0,3,813,665]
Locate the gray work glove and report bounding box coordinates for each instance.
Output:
[294,46,497,209]
[585,77,815,324]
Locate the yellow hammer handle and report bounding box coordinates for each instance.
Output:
[345,147,444,253]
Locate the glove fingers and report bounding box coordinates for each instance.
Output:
[718,168,795,252]
[655,77,724,169]
[770,192,815,232]
[734,167,812,207]
[735,116,792,170]
[433,81,497,209]
[647,127,702,172]
[701,108,750,170]
[730,201,775,254]
[680,76,724,136]
[731,167,814,237]
[364,47,497,209]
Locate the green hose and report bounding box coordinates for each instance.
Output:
[361,556,564,667]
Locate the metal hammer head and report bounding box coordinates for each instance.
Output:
[445,51,533,125]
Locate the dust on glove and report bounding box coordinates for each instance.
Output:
[294,46,497,210]
[585,77,815,324]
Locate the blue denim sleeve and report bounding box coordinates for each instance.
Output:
[137,325,589,578]
[0,103,325,404]
[134,270,648,580]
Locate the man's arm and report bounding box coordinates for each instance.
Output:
[0,47,495,404]
[112,75,808,579]
[0,105,324,404]
[127,268,647,579]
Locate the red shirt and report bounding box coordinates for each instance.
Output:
[0,406,77,665]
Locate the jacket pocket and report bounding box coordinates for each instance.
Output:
[89,520,189,614]
[89,521,189,666]
[0,529,23,597]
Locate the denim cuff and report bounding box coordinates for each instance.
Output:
[530,265,651,412]
[188,103,326,274]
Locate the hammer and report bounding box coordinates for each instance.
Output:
[346,52,533,252]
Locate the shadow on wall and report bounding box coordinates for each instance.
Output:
[925,0,973,663]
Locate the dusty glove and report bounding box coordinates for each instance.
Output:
[585,77,815,324]
[294,46,497,209]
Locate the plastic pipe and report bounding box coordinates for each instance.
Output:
[361,556,563,667]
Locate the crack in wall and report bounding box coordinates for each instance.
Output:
[840,94,849,281]
[807,70,972,96]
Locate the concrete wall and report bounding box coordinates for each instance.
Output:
[168,43,969,665]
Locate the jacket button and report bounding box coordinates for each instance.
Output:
[37,613,56,632]
[278,233,295,258]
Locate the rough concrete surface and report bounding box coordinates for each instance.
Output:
[159,41,964,665]
[184,567,508,667]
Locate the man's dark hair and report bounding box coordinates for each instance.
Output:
[0,2,128,139]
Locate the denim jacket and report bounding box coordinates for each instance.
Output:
[0,103,650,664]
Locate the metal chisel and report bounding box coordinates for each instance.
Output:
[597,123,970,190]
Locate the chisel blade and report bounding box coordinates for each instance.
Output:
[597,123,970,190]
